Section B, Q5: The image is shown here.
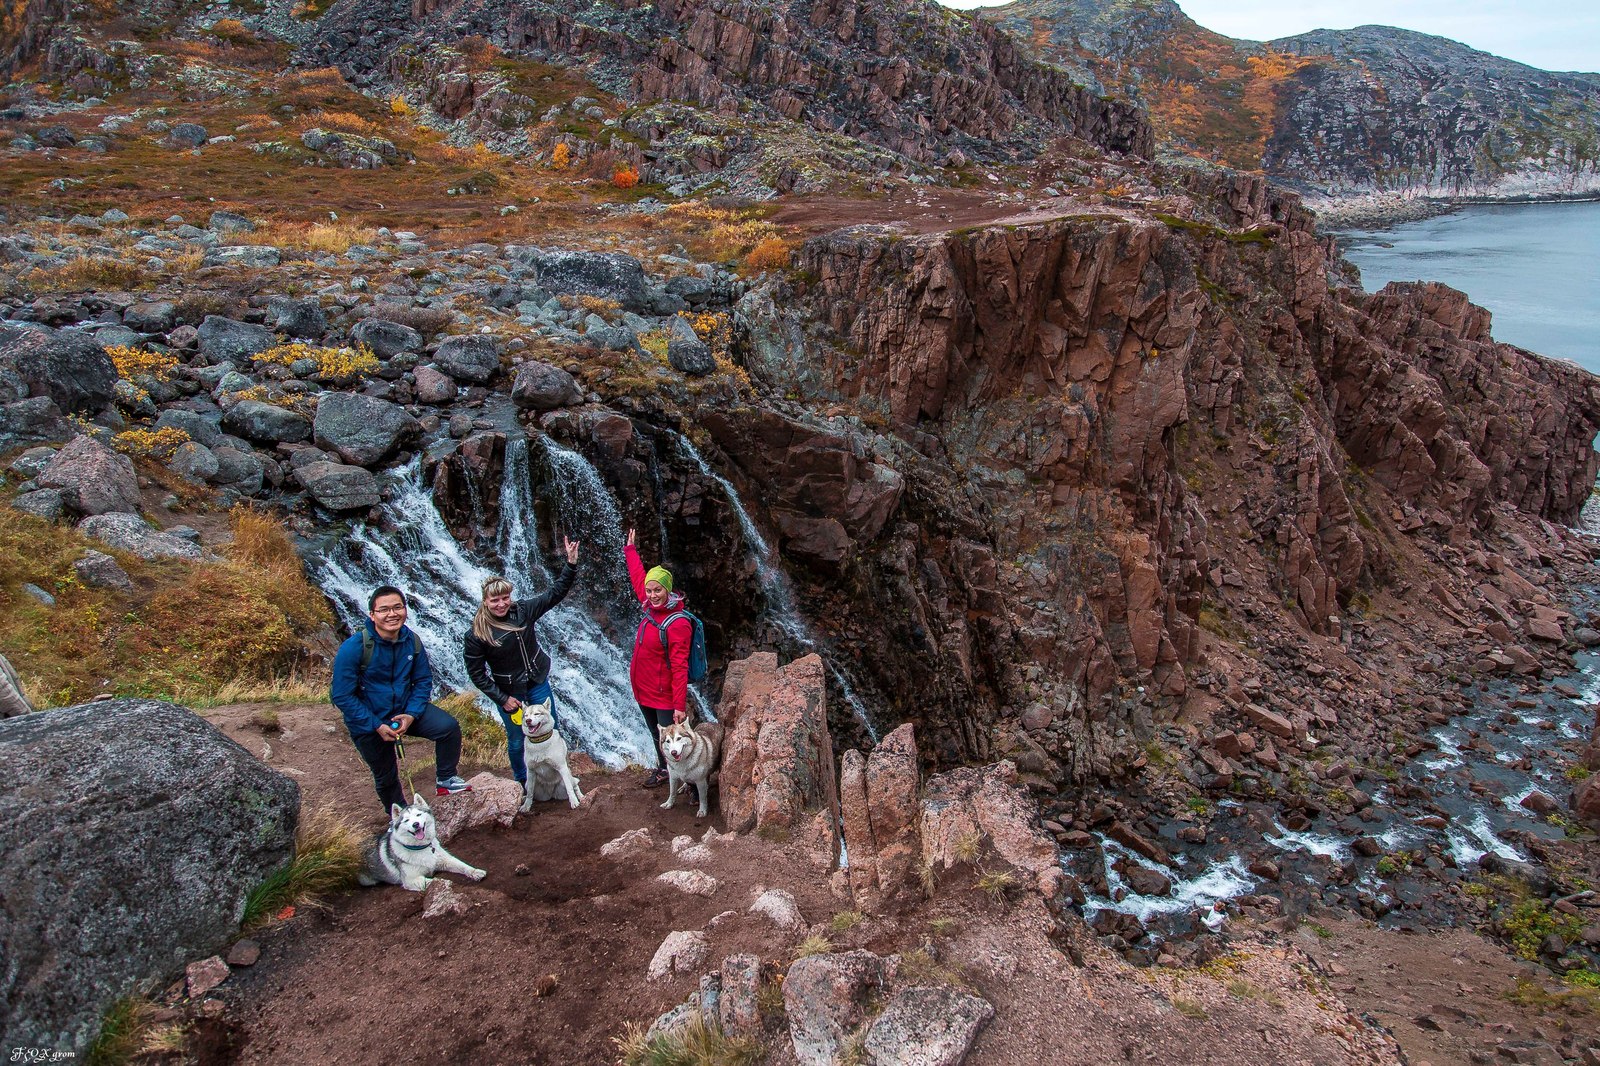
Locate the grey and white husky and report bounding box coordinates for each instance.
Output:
[519,698,584,810]
[358,792,486,892]
[658,719,723,818]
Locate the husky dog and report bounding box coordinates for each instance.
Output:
[658,719,723,817]
[520,697,584,810]
[358,792,486,892]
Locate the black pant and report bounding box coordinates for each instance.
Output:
[640,704,674,769]
[351,702,462,812]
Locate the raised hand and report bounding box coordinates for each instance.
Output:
[626,527,637,548]
[564,536,580,564]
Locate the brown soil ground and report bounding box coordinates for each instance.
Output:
[177,702,1576,1066]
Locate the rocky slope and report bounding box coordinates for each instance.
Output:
[987,0,1600,209]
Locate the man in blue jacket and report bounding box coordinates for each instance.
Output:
[330,585,470,811]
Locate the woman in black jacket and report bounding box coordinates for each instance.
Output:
[463,537,579,789]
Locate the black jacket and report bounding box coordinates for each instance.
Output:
[463,562,576,706]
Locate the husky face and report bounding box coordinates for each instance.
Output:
[520,698,555,740]
[659,721,699,763]
[390,793,436,847]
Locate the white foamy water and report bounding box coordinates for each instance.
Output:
[1265,822,1352,862]
[315,440,656,768]
[1421,729,1466,771]
[670,430,879,740]
[1503,785,1540,813]
[1446,808,1526,867]
[1080,838,1257,930]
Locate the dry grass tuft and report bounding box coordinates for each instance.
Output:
[86,996,160,1066]
[240,805,365,928]
[28,256,148,292]
[794,934,834,960]
[614,1012,763,1066]
[253,220,375,254]
[976,867,1019,902]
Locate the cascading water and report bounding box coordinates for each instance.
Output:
[668,429,879,741]
[315,437,657,768]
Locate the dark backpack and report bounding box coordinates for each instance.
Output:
[359,628,423,679]
[642,609,708,683]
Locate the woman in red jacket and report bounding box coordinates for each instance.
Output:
[626,528,692,788]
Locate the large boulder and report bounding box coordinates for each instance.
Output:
[37,435,140,516]
[350,318,422,359]
[783,951,886,1066]
[0,324,118,414]
[0,699,299,1051]
[1574,774,1600,829]
[921,760,1063,899]
[312,392,420,467]
[266,297,328,340]
[78,513,203,560]
[221,399,311,445]
[431,335,500,383]
[506,247,654,311]
[718,653,838,853]
[211,446,266,497]
[863,985,993,1066]
[510,361,582,411]
[0,396,70,452]
[296,460,381,512]
[197,316,276,364]
[667,316,714,376]
[153,408,225,449]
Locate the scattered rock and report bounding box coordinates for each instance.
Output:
[718,953,762,1038]
[656,870,719,896]
[197,316,276,364]
[72,550,132,592]
[647,930,709,980]
[78,513,203,561]
[185,956,229,998]
[783,951,886,1066]
[412,365,458,404]
[222,400,312,446]
[750,888,807,933]
[0,324,118,414]
[600,827,653,858]
[225,940,261,968]
[38,435,139,516]
[430,772,523,842]
[421,879,470,919]
[510,361,583,410]
[350,318,422,359]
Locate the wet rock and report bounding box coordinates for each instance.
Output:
[0,324,118,414]
[1248,858,1281,881]
[783,951,885,1066]
[350,318,422,358]
[38,435,139,516]
[79,514,203,561]
[222,400,312,446]
[197,316,275,363]
[412,365,457,404]
[1573,775,1600,828]
[1106,821,1171,868]
[1519,791,1559,816]
[73,550,132,592]
[296,461,381,512]
[1573,627,1600,646]
[1352,836,1383,857]
[667,316,714,376]
[431,335,500,383]
[312,392,419,467]
[511,361,583,410]
[862,984,993,1066]
[1121,862,1171,896]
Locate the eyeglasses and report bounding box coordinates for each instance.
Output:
[372,605,407,615]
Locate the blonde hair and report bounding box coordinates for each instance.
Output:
[472,576,526,643]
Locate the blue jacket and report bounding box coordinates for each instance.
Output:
[329,620,432,737]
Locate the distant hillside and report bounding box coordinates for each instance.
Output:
[987,0,1600,203]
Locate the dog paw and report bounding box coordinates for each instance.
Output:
[659,799,673,810]
[469,868,486,881]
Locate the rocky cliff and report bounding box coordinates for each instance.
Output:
[987,0,1600,206]
[300,0,1150,190]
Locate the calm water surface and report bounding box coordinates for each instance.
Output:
[1338,201,1600,373]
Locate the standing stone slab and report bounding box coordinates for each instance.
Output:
[0,700,299,1051]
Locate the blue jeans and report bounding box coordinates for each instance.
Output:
[496,679,554,784]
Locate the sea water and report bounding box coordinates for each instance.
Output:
[1337,200,1600,372]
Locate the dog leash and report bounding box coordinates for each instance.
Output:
[393,732,419,798]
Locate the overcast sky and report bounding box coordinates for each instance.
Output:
[937,0,1598,72]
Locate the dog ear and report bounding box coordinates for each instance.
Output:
[657,724,667,739]
[389,802,404,824]
[412,792,431,810]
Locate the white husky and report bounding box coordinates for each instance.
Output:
[358,793,486,892]
[519,698,584,810]
[658,719,723,818]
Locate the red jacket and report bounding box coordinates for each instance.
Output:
[627,545,692,712]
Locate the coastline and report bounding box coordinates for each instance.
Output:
[1304,189,1600,232]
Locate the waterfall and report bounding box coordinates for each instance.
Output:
[314,438,657,768]
[669,430,880,741]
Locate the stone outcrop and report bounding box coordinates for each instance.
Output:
[838,722,921,910]
[717,652,838,855]
[921,760,1063,899]
[0,700,299,1052]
